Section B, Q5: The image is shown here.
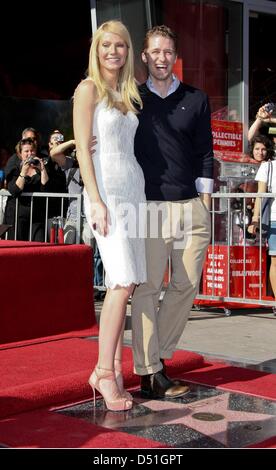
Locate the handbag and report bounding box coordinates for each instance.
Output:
[261,161,273,234]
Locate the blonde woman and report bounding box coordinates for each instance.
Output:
[73,20,146,411]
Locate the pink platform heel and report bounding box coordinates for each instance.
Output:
[114,358,132,401]
[88,366,133,412]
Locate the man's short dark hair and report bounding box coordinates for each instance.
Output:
[21,127,40,140]
[143,25,178,52]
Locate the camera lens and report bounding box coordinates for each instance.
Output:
[53,134,64,142]
[265,103,274,113]
[29,158,40,165]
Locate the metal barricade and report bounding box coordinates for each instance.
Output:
[0,190,82,243]
[93,193,276,309]
[196,192,276,309]
[94,193,276,306]
[2,189,275,310]
[0,189,105,290]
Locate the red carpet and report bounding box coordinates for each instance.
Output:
[0,239,205,448]
[0,409,169,448]
[0,338,205,418]
[0,338,99,418]
[180,363,276,401]
[1,339,276,448]
[2,336,276,420]
[0,240,48,247]
[246,436,276,448]
[0,242,98,347]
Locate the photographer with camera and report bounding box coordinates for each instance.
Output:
[7,127,48,165]
[48,129,75,167]
[19,150,49,187]
[231,135,274,244]
[248,150,276,311]
[49,130,104,295]
[248,103,276,145]
[48,130,83,244]
[3,137,61,241]
[51,132,85,242]
[49,131,98,245]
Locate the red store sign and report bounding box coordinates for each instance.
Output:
[203,245,267,299]
[212,120,243,153]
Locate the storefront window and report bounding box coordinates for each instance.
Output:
[149,0,244,159]
[249,11,276,131]
[95,0,243,127]
[151,0,243,124]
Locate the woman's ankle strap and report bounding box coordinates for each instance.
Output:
[97,365,115,372]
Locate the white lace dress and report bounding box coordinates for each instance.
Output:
[83,100,147,289]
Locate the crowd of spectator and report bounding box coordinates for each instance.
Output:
[0,126,104,297]
[2,108,276,302]
[247,104,276,306]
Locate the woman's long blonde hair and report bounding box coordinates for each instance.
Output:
[87,20,142,113]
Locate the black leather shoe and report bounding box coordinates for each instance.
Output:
[140,370,190,399]
[160,358,185,386]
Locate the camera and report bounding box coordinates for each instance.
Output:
[53,133,64,143]
[28,157,40,166]
[70,148,77,159]
[264,102,275,113]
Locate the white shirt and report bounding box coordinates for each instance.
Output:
[146,74,180,98]
[255,160,276,221]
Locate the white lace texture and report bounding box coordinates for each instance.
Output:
[84,101,147,289]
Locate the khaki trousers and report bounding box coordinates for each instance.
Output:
[131,197,211,375]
